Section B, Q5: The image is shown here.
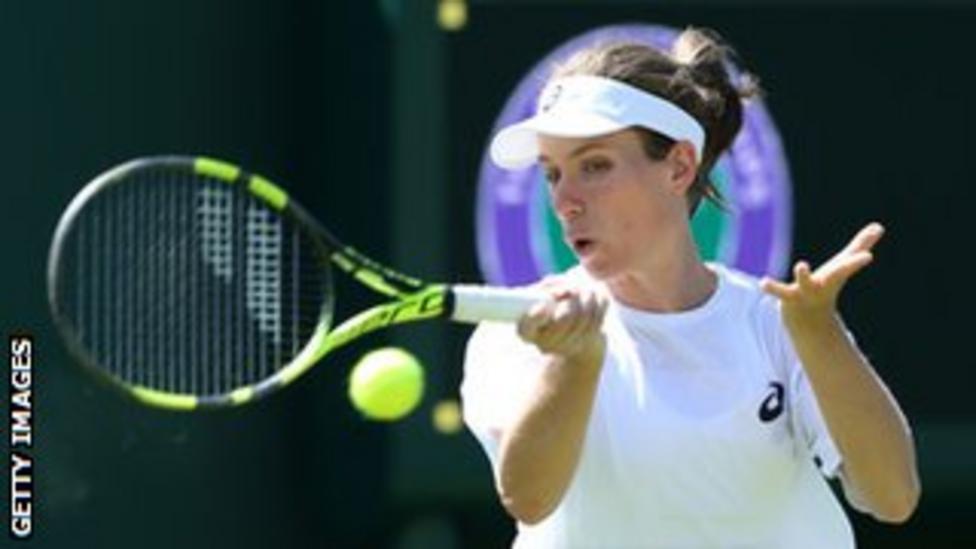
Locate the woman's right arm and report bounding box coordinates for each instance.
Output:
[495,287,607,524]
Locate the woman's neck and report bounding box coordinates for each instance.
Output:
[606,232,717,313]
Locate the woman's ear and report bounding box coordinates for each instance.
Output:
[666,141,699,196]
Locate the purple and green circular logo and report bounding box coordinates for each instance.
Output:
[476,24,793,285]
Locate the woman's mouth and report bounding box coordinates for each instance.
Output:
[571,238,596,256]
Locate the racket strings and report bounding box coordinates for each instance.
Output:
[55,168,332,396]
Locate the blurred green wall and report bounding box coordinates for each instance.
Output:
[2,1,394,547]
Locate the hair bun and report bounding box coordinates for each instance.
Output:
[672,27,761,102]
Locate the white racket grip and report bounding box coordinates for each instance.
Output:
[450,284,547,323]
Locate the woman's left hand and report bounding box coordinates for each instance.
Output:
[761,222,885,322]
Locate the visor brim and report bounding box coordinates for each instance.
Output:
[489,111,627,169]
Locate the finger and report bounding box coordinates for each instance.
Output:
[817,223,884,279]
[830,250,874,282]
[518,298,556,341]
[550,292,594,350]
[560,290,605,353]
[760,277,795,300]
[574,289,595,324]
[794,261,817,292]
[524,299,552,326]
[844,222,885,255]
[581,289,605,333]
[550,287,575,301]
[590,290,607,319]
[517,313,544,341]
[516,316,535,341]
[550,292,582,325]
[559,296,593,347]
[540,274,584,299]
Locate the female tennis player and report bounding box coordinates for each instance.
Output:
[461,27,919,548]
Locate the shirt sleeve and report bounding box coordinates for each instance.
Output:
[460,321,547,472]
[762,297,844,478]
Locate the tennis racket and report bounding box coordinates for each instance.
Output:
[47,156,543,411]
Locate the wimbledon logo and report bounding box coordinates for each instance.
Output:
[476,24,793,285]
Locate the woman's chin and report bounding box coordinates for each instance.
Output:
[578,254,614,281]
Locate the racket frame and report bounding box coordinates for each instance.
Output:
[48,156,532,411]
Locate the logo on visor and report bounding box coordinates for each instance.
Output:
[539,83,563,113]
[476,24,793,286]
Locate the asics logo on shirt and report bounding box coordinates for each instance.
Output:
[758,381,785,422]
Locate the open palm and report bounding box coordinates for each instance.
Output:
[761,222,885,319]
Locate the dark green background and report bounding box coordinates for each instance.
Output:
[1,1,972,547]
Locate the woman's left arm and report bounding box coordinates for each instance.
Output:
[761,222,920,523]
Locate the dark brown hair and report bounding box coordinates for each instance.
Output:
[551,28,762,215]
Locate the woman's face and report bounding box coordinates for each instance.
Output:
[538,129,692,281]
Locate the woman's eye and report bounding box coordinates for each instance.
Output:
[544,169,560,185]
[581,158,611,174]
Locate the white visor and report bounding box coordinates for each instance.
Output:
[490,75,706,169]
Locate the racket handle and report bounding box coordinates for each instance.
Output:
[450,285,547,323]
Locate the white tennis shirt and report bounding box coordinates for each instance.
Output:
[461,264,855,548]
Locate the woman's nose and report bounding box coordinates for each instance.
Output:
[553,182,584,221]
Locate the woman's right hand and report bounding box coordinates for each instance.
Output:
[517,282,608,366]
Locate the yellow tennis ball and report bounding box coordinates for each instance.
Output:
[348,347,424,421]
